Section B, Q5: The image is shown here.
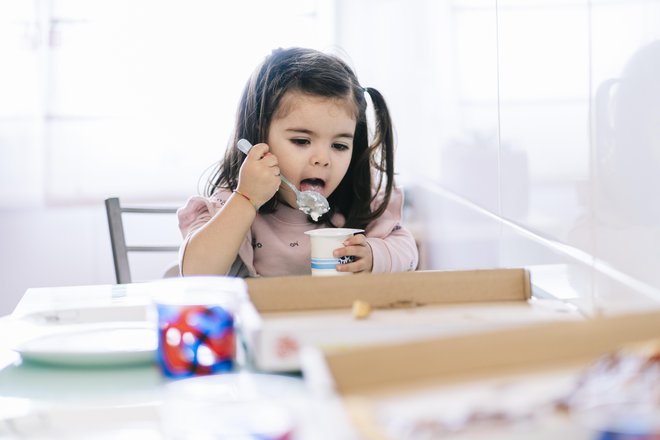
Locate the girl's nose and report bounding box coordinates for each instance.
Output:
[311,148,330,167]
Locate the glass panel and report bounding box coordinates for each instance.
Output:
[439,2,499,213]
[497,1,590,245]
[589,1,660,299]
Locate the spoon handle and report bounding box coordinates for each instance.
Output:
[277,173,301,196]
[236,139,301,196]
[236,138,254,155]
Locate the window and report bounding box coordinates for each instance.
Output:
[0,0,336,206]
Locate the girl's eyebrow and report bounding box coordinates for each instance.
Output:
[285,128,354,139]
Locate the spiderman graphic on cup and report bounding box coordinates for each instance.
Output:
[157,304,235,377]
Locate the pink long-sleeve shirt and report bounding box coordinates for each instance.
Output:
[177,187,418,277]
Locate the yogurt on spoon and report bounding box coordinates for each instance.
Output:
[236,139,330,220]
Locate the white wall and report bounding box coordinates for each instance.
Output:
[0,203,182,315]
[0,205,114,314]
[338,0,660,314]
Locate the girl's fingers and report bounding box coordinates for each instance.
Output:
[336,235,367,256]
[249,143,270,159]
[250,147,278,168]
[337,245,366,259]
[263,155,280,174]
[336,261,360,273]
[344,234,366,246]
[245,144,279,178]
[333,234,372,273]
[336,255,370,273]
[264,153,279,167]
[238,143,282,205]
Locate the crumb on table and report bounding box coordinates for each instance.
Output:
[352,300,372,319]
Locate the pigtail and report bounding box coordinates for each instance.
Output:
[364,87,395,219]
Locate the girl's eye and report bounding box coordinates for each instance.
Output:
[291,138,310,146]
[332,143,350,151]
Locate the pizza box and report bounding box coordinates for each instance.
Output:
[302,309,660,439]
[239,268,583,372]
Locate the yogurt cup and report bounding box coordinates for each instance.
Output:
[304,228,364,276]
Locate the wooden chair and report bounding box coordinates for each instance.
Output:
[104,197,180,284]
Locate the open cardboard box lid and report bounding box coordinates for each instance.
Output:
[302,309,660,439]
[240,268,581,372]
[245,268,531,311]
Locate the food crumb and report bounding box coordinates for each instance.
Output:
[352,300,371,319]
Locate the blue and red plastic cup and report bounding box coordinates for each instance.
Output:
[152,277,245,378]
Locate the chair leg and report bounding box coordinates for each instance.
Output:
[105,198,132,284]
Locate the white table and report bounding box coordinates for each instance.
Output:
[0,283,357,439]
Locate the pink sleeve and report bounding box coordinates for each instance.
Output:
[176,190,258,277]
[177,195,221,239]
[365,187,419,273]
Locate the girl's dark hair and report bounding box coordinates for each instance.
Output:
[206,47,395,230]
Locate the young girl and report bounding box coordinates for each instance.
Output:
[178,47,418,277]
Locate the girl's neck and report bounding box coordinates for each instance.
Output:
[271,198,310,225]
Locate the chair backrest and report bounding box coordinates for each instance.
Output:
[105,197,180,284]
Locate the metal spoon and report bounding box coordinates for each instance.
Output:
[236,139,330,221]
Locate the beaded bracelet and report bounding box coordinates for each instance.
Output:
[233,190,258,211]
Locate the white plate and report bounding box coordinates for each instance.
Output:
[17,305,149,325]
[14,322,157,367]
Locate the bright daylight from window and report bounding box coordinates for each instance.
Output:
[0,0,335,207]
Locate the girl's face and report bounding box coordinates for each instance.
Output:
[267,91,356,208]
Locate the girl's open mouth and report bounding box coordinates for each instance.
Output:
[300,178,325,194]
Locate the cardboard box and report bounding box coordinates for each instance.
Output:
[240,268,582,372]
[304,309,660,439]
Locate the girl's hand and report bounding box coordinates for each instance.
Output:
[333,234,373,273]
[236,143,281,208]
